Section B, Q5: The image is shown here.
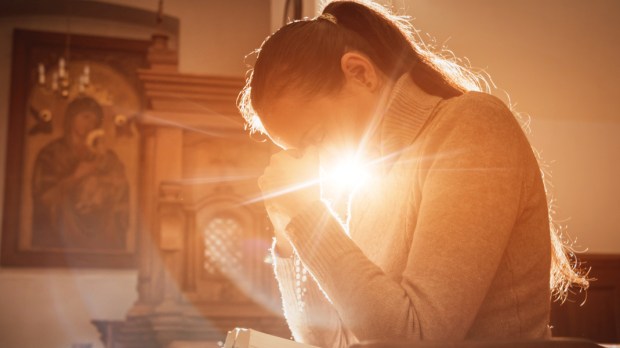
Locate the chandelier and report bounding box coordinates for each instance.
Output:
[35,3,91,99]
[37,57,91,98]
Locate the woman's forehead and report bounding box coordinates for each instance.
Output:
[263,118,309,151]
[260,97,314,147]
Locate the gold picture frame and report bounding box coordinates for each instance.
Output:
[1,29,149,268]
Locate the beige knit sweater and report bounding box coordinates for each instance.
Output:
[272,74,552,347]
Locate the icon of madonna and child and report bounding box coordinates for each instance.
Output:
[31,96,130,250]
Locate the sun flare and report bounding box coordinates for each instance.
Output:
[320,154,371,191]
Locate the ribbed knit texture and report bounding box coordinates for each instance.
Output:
[379,75,443,158]
[272,74,552,348]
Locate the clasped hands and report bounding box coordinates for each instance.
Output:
[258,147,321,257]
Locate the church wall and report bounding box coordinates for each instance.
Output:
[0,2,270,347]
[1,0,618,347]
[392,0,620,254]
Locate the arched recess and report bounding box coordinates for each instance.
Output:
[187,187,280,312]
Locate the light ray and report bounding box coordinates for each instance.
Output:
[175,174,258,185]
[140,113,233,138]
[243,147,458,207]
[161,94,246,127]
[241,176,322,206]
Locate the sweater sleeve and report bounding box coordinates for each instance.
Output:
[284,93,528,341]
[271,238,358,348]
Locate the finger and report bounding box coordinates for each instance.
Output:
[259,168,286,193]
[258,171,275,191]
[284,148,303,159]
[302,145,320,164]
[257,175,264,190]
[270,150,295,165]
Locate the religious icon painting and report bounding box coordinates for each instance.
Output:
[1,29,149,268]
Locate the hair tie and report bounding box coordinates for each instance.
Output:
[318,13,338,25]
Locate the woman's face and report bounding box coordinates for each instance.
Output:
[72,110,99,138]
[261,78,384,162]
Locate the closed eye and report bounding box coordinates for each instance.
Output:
[299,125,326,152]
[308,129,326,147]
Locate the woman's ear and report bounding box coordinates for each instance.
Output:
[340,52,381,92]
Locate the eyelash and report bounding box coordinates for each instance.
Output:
[311,130,326,145]
[299,126,326,153]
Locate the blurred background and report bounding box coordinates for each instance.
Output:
[0,1,618,347]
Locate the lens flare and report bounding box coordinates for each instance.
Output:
[241,153,376,207]
[320,155,371,191]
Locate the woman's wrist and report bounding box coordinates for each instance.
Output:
[268,200,325,259]
[273,235,294,258]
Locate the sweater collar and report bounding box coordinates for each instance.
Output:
[379,73,444,159]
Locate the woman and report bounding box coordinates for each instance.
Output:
[238,1,588,346]
[32,96,129,249]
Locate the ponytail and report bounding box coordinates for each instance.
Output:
[239,0,589,300]
[244,0,478,122]
[323,1,466,98]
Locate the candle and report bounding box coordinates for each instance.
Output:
[38,63,45,84]
[51,72,58,91]
[83,64,90,85]
[78,75,85,92]
[58,58,65,78]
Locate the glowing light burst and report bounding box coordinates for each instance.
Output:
[241,177,322,206]
[240,154,374,207]
[320,155,372,192]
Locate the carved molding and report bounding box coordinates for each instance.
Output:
[99,34,287,347]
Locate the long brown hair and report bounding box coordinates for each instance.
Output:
[238,0,588,300]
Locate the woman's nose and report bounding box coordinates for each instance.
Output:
[285,148,303,159]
